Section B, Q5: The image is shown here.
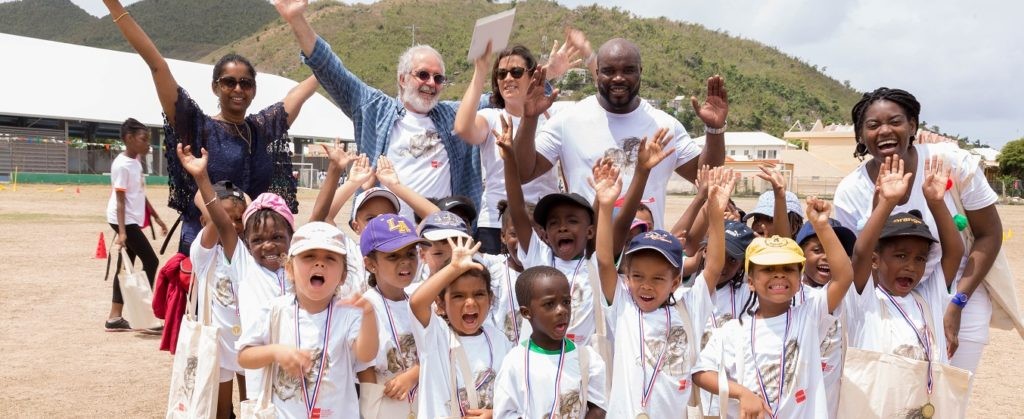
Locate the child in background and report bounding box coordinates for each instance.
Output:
[743,164,804,238]
[177,144,296,394]
[848,155,963,364]
[416,211,473,286]
[694,197,854,418]
[409,236,512,417]
[358,214,429,416]
[435,195,479,228]
[237,222,378,418]
[105,117,168,331]
[481,200,538,344]
[493,266,607,419]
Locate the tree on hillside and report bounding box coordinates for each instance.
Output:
[997,138,1024,179]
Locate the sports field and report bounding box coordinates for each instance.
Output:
[1,184,1021,417]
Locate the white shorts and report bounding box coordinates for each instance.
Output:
[219,368,244,383]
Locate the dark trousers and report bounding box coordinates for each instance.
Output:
[475,227,503,255]
[109,223,158,304]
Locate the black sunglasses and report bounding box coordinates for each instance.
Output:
[217,77,256,91]
[411,70,446,85]
[496,67,528,80]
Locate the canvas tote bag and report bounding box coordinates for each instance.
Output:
[118,249,161,329]
[165,263,219,418]
[241,304,283,419]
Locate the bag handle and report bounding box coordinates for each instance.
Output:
[449,331,480,413]
[119,249,137,276]
[258,303,283,409]
[579,343,590,412]
[585,258,607,337]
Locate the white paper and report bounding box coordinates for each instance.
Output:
[467,8,517,61]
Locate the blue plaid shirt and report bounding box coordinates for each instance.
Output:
[303,36,484,209]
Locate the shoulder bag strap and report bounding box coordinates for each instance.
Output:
[450,331,480,411]
[585,258,607,337]
[200,253,218,326]
[579,344,590,412]
[260,303,282,409]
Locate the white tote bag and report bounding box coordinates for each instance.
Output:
[240,304,282,419]
[118,249,161,329]
[165,263,220,419]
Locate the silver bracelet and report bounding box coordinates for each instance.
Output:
[704,123,727,135]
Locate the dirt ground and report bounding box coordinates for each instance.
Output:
[0,184,1021,417]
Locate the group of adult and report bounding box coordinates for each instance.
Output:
[104,0,1007,375]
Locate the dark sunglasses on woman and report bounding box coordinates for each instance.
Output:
[217,77,256,91]
[496,67,529,80]
[411,70,446,85]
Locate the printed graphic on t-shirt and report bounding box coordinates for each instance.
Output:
[274,347,327,401]
[383,333,419,375]
[213,273,236,307]
[756,339,799,406]
[819,317,841,359]
[503,311,519,343]
[703,312,736,350]
[569,284,585,331]
[457,368,497,410]
[642,325,691,377]
[393,130,441,159]
[552,388,584,419]
[602,137,643,177]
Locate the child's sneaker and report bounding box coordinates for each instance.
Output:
[104,317,131,332]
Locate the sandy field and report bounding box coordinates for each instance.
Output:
[0,183,1021,417]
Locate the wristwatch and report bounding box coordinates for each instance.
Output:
[951,292,969,308]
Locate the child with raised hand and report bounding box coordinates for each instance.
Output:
[237,221,378,418]
[495,114,599,347]
[408,236,512,418]
[592,153,723,418]
[693,196,855,418]
[375,155,443,224]
[416,211,473,287]
[744,164,804,238]
[480,199,539,344]
[358,214,430,416]
[493,266,608,419]
[847,155,963,363]
[177,144,298,394]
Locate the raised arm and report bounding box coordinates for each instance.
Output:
[176,145,240,259]
[757,163,791,237]
[325,154,374,225]
[274,0,317,57]
[103,0,179,123]
[806,198,854,313]
[308,143,355,222]
[591,159,623,304]
[453,43,494,146]
[496,114,536,254]
[613,128,675,255]
[672,165,709,256]
[512,67,558,183]
[282,75,320,127]
[674,75,728,182]
[376,156,440,219]
[702,167,735,293]
[852,156,910,293]
[922,156,965,287]
[408,237,483,326]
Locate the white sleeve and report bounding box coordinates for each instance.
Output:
[341,307,371,371]
[189,228,217,270]
[518,230,550,269]
[833,170,869,233]
[954,150,999,210]
[110,158,129,191]
[671,121,701,172]
[236,302,272,351]
[584,346,608,410]
[695,324,726,373]
[493,349,524,419]
[533,111,564,167]
[682,274,715,347]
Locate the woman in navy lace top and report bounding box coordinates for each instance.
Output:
[105,0,319,254]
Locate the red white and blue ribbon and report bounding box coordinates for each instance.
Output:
[276,269,287,294]
[525,339,568,419]
[375,287,417,403]
[295,299,333,418]
[879,289,934,397]
[456,329,495,416]
[751,309,791,419]
[505,257,520,342]
[638,305,672,412]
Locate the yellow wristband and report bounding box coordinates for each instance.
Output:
[113,11,130,23]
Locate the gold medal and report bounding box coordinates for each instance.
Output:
[408,413,416,419]
[921,402,935,418]
[636,413,650,419]
[231,325,241,336]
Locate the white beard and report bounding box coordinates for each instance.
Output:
[401,84,439,114]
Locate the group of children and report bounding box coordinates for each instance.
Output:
[148,111,969,419]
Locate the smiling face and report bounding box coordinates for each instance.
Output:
[859,99,917,161]
[289,249,347,307]
[873,237,931,297]
[749,214,773,238]
[624,251,681,312]
[542,204,594,261]
[521,274,572,347]
[801,237,832,287]
[438,272,493,335]
[351,197,399,235]
[244,214,291,272]
[748,262,802,308]
[399,52,444,114]
[595,39,642,114]
[212,61,256,116]
[365,244,419,294]
[494,54,531,106]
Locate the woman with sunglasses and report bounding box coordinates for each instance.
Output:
[454,31,591,254]
[104,0,319,260]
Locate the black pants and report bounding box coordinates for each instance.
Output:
[475,227,503,255]
[109,223,158,304]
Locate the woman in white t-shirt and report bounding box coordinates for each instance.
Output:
[453,33,590,254]
[833,87,1002,373]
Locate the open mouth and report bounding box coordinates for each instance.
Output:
[310,274,325,288]
[556,238,575,255]
[894,276,915,291]
[637,294,656,304]
[876,138,899,153]
[461,313,480,326]
[816,264,831,278]
[553,322,568,336]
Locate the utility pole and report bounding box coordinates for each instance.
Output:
[405,25,418,46]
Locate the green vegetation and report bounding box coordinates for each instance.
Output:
[0,0,94,40]
[997,138,1024,179]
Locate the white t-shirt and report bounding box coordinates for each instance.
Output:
[833,142,998,344]
[517,233,598,346]
[534,96,701,229]
[386,110,451,222]
[793,284,844,418]
[844,273,950,365]
[606,276,712,418]
[478,108,562,228]
[493,340,607,419]
[229,243,295,392]
[479,253,526,344]
[362,288,419,413]
[236,296,365,419]
[191,236,243,374]
[106,153,146,225]
[411,313,512,417]
[696,294,833,418]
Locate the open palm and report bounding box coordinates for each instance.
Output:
[690,75,729,129]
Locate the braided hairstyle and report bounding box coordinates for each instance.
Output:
[850,87,921,160]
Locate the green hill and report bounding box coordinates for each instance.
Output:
[203,0,862,137]
[0,0,95,40]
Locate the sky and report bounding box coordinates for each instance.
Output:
[16,0,1024,147]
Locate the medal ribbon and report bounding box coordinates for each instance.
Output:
[505,258,520,341]
[638,304,672,411]
[524,339,567,419]
[455,330,495,417]
[375,287,418,403]
[879,289,934,396]
[276,269,287,294]
[551,254,587,340]
[750,309,791,419]
[295,299,333,418]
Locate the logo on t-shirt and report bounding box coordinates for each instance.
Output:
[602,136,643,177]
[395,130,442,159]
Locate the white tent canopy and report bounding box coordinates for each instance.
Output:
[0,33,353,141]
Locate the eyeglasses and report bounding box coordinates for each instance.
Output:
[495,67,528,80]
[411,70,446,85]
[217,77,256,91]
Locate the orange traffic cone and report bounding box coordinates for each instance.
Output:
[95,232,108,259]
[75,186,80,196]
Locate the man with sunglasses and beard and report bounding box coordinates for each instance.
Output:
[512,38,729,231]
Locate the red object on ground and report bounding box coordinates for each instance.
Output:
[95,232,107,259]
[153,253,191,353]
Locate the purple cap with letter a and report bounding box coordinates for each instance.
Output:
[359,214,428,257]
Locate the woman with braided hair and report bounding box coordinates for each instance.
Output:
[832,87,1003,374]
